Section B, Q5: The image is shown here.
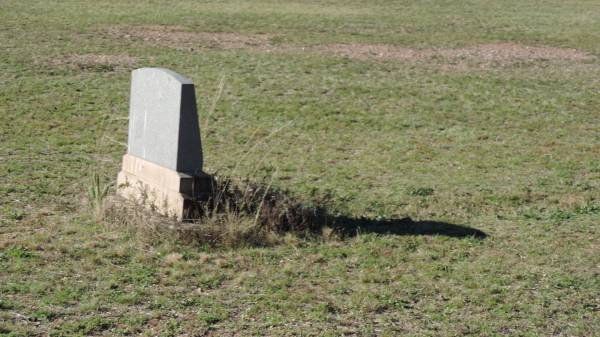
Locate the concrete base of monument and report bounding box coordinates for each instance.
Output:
[116,154,212,221]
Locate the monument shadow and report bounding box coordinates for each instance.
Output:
[329,216,487,239]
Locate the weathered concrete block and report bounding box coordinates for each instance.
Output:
[117,154,211,220]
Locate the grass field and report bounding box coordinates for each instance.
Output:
[1,0,600,336]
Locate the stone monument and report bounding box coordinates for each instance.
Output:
[117,68,211,220]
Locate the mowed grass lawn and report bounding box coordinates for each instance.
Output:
[1,0,600,336]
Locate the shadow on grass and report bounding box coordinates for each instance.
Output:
[330,216,487,239]
[121,175,489,246]
[199,175,488,239]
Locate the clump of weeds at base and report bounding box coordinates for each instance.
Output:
[195,175,331,233]
[101,174,336,248]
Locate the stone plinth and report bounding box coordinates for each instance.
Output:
[117,154,211,220]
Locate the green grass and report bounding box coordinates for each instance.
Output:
[1,0,600,335]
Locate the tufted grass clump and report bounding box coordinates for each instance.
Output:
[87,171,111,222]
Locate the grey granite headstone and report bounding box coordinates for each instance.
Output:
[127,68,203,174]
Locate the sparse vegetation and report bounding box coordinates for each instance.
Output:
[87,171,112,223]
[104,174,331,248]
[1,0,600,336]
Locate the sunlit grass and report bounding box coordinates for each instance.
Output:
[1,0,599,335]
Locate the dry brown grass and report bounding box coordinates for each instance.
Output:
[318,43,594,62]
[163,252,183,266]
[197,176,329,233]
[105,25,595,67]
[44,53,137,72]
[107,25,275,50]
[101,175,331,248]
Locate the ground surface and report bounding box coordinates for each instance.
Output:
[1,0,600,336]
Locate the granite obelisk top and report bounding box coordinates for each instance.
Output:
[127,67,203,174]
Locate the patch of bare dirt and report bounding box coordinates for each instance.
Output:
[440,43,594,61]
[109,25,275,50]
[46,54,137,72]
[313,43,423,60]
[313,43,595,63]
[106,25,595,65]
